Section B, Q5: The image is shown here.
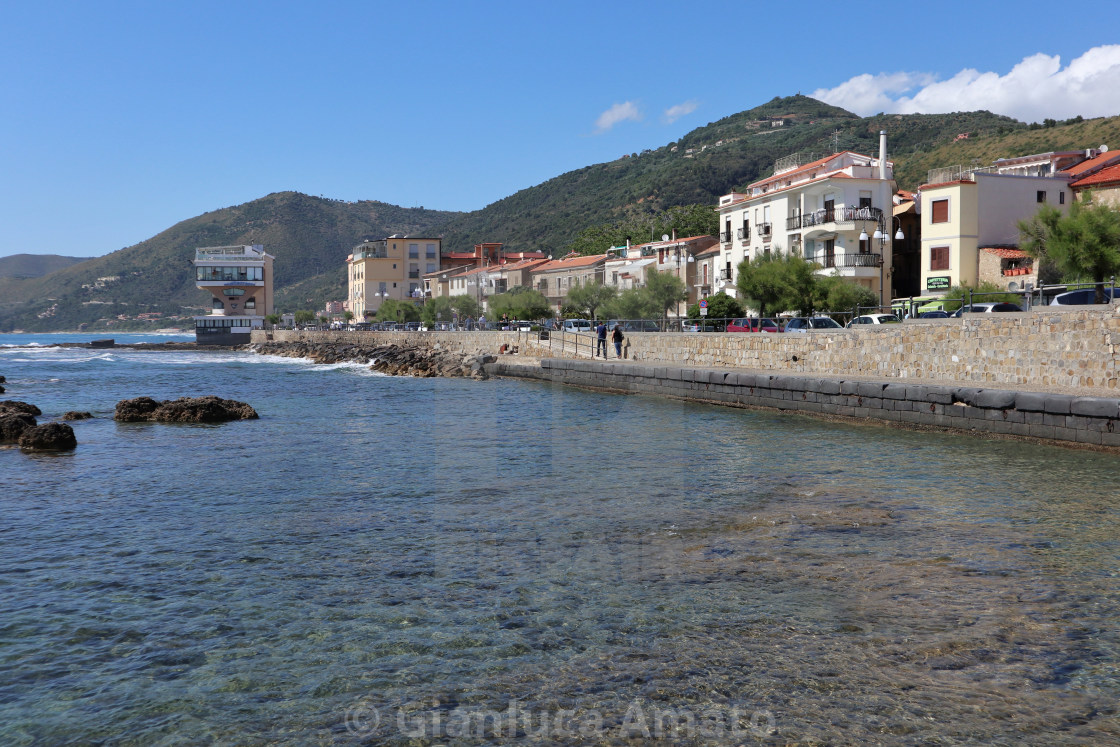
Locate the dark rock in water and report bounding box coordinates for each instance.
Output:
[0,385,5,394]
[18,422,77,451]
[61,411,94,420]
[89,339,115,348]
[114,396,259,423]
[0,375,6,382]
[0,413,37,443]
[0,400,42,417]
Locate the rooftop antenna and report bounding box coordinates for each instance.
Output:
[831,130,842,153]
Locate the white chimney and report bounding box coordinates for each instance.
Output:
[879,131,888,180]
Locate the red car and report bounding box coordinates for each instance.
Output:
[727,317,781,333]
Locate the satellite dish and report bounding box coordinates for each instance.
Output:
[1007,281,1019,291]
[1101,144,1109,152]
[661,234,670,242]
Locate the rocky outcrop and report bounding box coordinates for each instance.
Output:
[61,411,94,420]
[0,413,36,443]
[0,400,42,417]
[18,422,77,451]
[246,341,496,379]
[114,396,259,423]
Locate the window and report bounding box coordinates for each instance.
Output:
[859,192,872,209]
[931,199,949,223]
[1037,191,1046,203]
[1060,192,1066,205]
[426,243,436,258]
[222,288,245,296]
[244,298,256,309]
[930,246,950,271]
[408,243,419,258]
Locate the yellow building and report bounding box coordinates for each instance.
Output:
[347,236,441,318]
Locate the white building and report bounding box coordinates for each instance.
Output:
[716,132,898,305]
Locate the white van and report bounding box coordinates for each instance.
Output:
[562,319,592,332]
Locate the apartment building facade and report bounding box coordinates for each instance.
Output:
[346,236,441,318]
[716,133,897,306]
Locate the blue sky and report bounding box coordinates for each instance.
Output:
[3,0,1120,259]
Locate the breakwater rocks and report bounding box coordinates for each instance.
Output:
[247,341,497,379]
[114,396,259,423]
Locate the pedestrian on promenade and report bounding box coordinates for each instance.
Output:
[596,321,607,358]
[479,314,487,330]
[612,324,624,358]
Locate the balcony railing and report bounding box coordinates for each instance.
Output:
[408,271,420,278]
[719,231,732,243]
[737,227,750,241]
[786,216,802,230]
[800,206,884,229]
[808,252,883,269]
[757,223,772,239]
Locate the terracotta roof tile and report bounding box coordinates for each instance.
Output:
[1071,161,1120,189]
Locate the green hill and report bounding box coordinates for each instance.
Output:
[5,95,1117,332]
[0,193,461,332]
[435,96,1026,252]
[0,254,88,279]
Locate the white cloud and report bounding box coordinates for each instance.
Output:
[663,100,698,124]
[594,101,641,133]
[811,45,1120,122]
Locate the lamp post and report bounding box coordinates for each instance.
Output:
[859,218,904,308]
[675,243,695,323]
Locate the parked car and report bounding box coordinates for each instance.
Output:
[951,302,1023,317]
[916,310,950,319]
[1049,287,1118,305]
[562,319,593,332]
[622,320,661,332]
[683,323,715,332]
[847,313,901,327]
[727,317,781,333]
[783,317,844,332]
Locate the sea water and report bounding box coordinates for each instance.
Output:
[2,334,1120,744]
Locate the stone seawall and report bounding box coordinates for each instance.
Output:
[255,306,1120,394]
[486,358,1120,450]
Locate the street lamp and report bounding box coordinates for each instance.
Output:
[675,243,695,322]
[859,218,904,308]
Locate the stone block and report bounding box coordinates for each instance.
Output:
[1043,396,1072,415]
[1071,397,1120,418]
[708,370,727,385]
[817,379,842,395]
[1075,429,1104,445]
[952,387,982,406]
[925,388,954,404]
[882,384,909,400]
[1014,392,1047,412]
[974,390,1017,409]
[839,381,860,395]
[1029,423,1056,439]
[857,382,887,398]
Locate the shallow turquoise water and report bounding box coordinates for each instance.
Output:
[2,335,1120,744]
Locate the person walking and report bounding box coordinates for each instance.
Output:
[595,321,607,358]
[612,323,624,358]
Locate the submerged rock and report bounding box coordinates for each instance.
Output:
[114,396,259,423]
[18,422,77,451]
[61,411,94,420]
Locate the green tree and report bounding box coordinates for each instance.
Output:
[565,281,618,320]
[488,287,552,321]
[1020,198,1120,301]
[686,291,742,323]
[815,275,879,314]
[421,296,455,326]
[376,299,420,323]
[264,313,281,327]
[735,252,819,317]
[644,269,688,326]
[343,311,354,322]
[293,309,316,325]
[939,281,1021,313]
[603,287,658,322]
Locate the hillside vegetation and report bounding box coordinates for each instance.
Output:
[0,254,88,279]
[5,95,1117,332]
[0,193,460,332]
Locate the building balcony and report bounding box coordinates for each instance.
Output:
[799,206,883,231]
[737,227,750,242]
[352,249,389,260]
[757,222,773,240]
[719,231,732,244]
[195,245,266,261]
[808,252,883,270]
